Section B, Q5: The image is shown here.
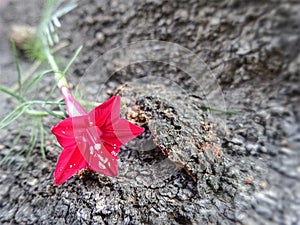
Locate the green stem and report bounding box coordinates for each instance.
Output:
[25,109,64,117]
[44,48,68,89]
[11,40,70,92]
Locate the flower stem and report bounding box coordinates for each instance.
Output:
[11,40,70,92]
[44,43,86,117]
[44,48,68,89]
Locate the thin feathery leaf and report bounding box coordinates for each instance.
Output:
[11,60,42,92]
[200,106,240,115]
[11,117,37,169]
[0,120,28,165]
[0,103,31,130]
[22,36,46,61]
[26,119,39,160]
[22,70,53,94]
[54,1,77,18]
[63,45,82,74]
[11,41,22,96]
[39,0,77,47]
[38,118,46,159]
[0,86,24,102]
[0,100,64,130]
[45,84,59,102]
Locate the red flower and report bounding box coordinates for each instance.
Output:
[52,92,144,185]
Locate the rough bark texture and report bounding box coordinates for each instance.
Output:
[0,0,299,225]
[114,78,224,196]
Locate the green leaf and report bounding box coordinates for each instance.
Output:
[38,118,46,159]
[200,106,241,115]
[11,41,22,96]
[0,120,28,165]
[0,85,24,102]
[0,103,30,130]
[22,69,53,94]
[63,45,82,74]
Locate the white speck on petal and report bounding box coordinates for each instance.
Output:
[102,157,108,164]
[89,122,93,126]
[98,154,103,161]
[98,161,106,169]
[94,143,101,150]
[111,151,117,157]
[97,154,108,164]
[69,164,72,168]
[62,131,66,134]
[89,146,94,155]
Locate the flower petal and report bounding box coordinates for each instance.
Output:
[52,117,75,147]
[101,119,144,147]
[87,142,119,177]
[88,96,121,128]
[54,145,87,186]
[52,116,89,148]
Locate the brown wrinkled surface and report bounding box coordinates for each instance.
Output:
[115,79,223,188]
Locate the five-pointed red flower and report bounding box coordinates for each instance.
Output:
[52,95,144,185]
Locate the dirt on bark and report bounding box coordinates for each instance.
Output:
[0,0,299,225]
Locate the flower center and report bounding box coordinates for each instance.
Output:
[76,125,103,156]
